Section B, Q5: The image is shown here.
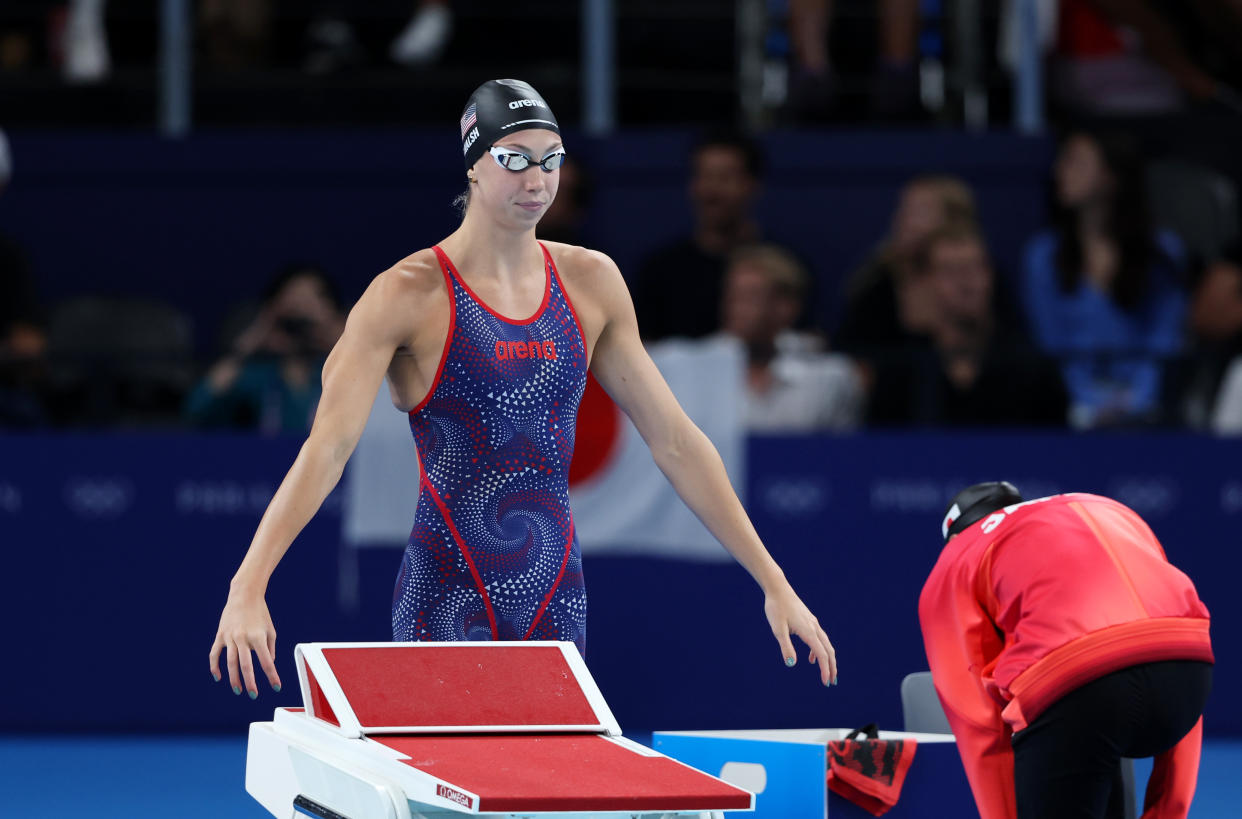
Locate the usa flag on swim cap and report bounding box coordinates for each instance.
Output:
[460,103,478,138]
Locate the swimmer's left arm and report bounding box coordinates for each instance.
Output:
[577,249,837,686]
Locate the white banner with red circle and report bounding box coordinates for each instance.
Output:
[343,337,745,563]
[568,336,745,561]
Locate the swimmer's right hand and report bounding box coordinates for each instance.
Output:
[209,586,282,700]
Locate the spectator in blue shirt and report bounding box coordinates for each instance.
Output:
[186,264,345,433]
[1021,130,1187,428]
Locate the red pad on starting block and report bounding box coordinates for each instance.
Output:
[249,643,755,817]
[376,733,754,813]
[294,641,620,737]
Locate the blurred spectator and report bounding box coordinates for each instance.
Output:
[200,0,273,71]
[303,0,452,74]
[720,244,862,432]
[186,264,345,433]
[869,222,1068,426]
[835,174,977,358]
[0,0,110,81]
[390,0,452,67]
[0,5,37,73]
[1047,0,1240,116]
[58,0,109,83]
[1190,244,1242,353]
[537,156,596,249]
[1178,243,1242,428]
[0,129,47,425]
[633,130,785,341]
[1212,355,1242,433]
[785,0,922,120]
[1021,130,1187,428]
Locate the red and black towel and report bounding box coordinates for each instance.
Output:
[827,724,918,816]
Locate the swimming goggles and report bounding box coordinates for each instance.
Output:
[489,146,566,173]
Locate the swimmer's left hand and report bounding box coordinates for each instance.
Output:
[764,585,837,687]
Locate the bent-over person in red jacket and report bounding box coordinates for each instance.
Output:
[919,482,1213,819]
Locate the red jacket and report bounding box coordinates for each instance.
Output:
[919,493,1213,819]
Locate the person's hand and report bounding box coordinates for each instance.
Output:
[275,277,345,354]
[764,584,838,686]
[209,587,282,699]
[233,308,290,357]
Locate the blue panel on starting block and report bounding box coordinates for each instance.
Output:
[653,728,977,818]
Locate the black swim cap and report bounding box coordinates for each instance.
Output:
[459,79,560,172]
[941,481,1023,542]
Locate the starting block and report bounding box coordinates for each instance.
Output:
[246,642,755,818]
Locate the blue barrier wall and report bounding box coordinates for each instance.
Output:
[1,431,1238,735]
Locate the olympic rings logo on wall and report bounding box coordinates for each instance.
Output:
[760,478,830,518]
[63,477,135,518]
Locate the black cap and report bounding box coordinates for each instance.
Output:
[459,79,560,172]
[941,481,1023,542]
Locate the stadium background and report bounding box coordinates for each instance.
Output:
[2,1,1241,816]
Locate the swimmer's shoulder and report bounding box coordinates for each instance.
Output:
[541,241,627,297]
[347,250,449,346]
[374,248,447,300]
[354,248,449,316]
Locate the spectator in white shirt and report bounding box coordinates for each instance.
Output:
[1212,358,1242,434]
[720,244,863,432]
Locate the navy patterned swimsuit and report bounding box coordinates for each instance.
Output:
[391,243,589,654]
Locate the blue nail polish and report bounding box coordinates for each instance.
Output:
[212,673,220,682]
[784,657,796,667]
[248,690,258,700]
[273,684,281,693]
[232,686,241,696]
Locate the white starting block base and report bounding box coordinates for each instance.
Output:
[245,643,754,819]
[249,708,731,819]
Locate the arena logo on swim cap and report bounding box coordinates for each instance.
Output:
[508,99,547,109]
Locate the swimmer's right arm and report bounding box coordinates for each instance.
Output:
[209,265,430,699]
